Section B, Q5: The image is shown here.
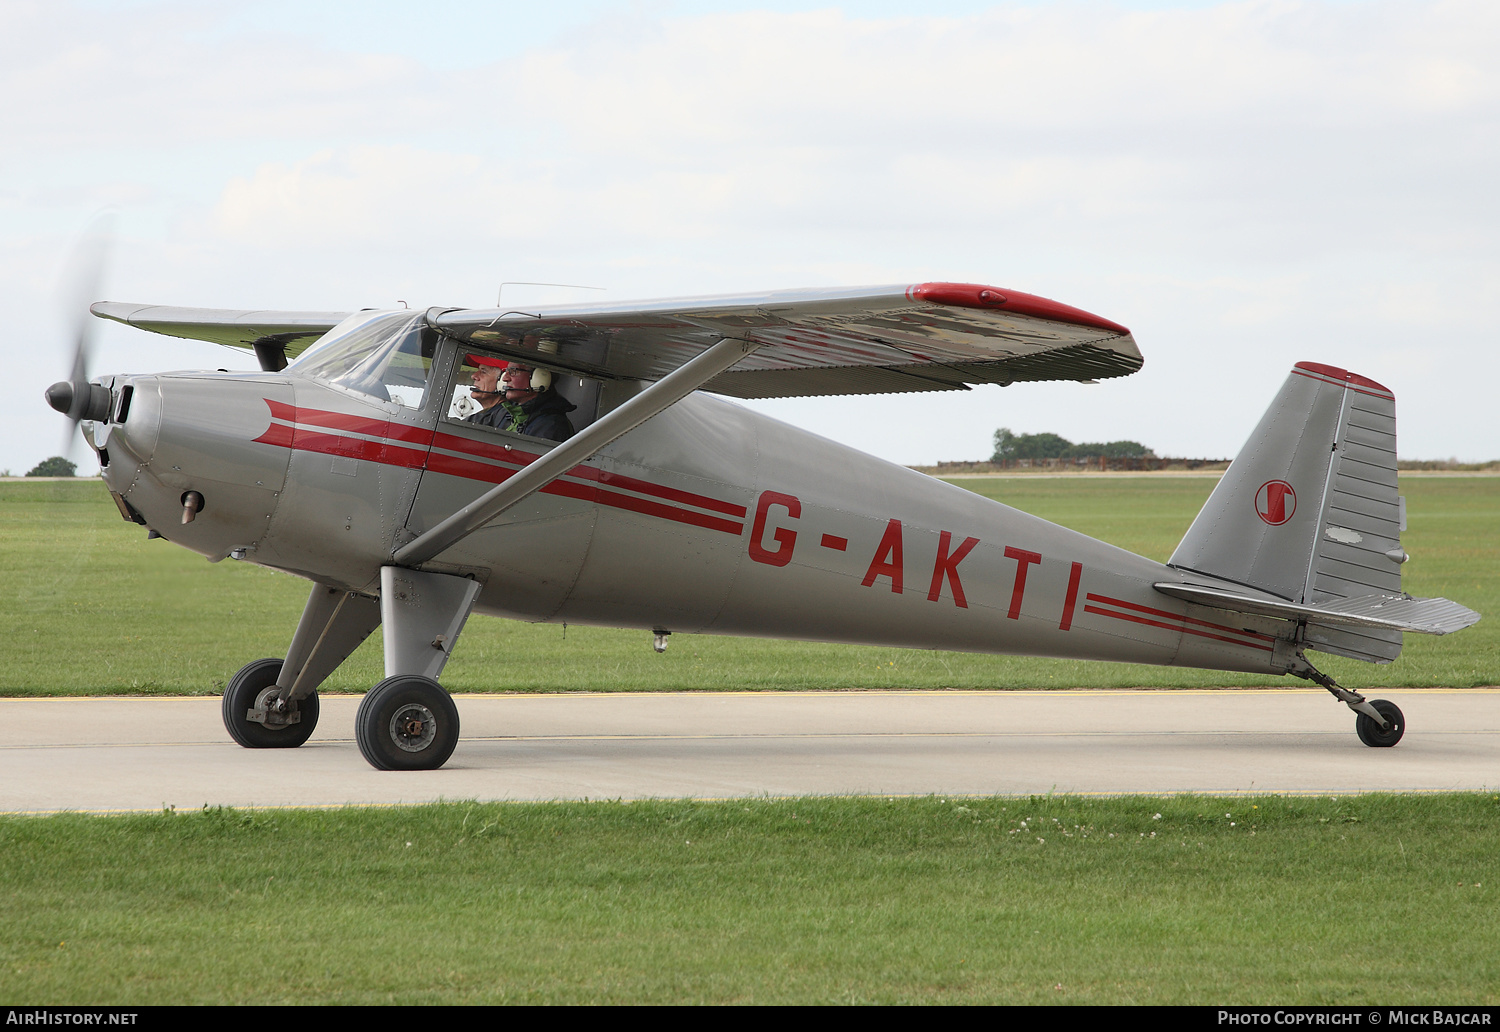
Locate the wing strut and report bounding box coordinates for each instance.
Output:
[392,336,762,567]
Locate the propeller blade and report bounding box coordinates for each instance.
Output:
[50,216,115,450]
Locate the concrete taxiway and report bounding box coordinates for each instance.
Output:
[2,689,1497,813]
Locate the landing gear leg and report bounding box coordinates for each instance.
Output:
[1290,656,1405,748]
[353,567,482,771]
[221,583,381,749]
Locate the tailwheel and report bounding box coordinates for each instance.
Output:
[1291,656,1407,750]
[222,658,320,748]
[355,675,460,771]
[1355,699,1405,748]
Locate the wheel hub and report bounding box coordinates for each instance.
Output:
[389,703,437,752]
[249,686,299,728]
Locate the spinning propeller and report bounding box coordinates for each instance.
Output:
[44,218,115,444]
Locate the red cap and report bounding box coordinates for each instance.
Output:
[465,354,508,370]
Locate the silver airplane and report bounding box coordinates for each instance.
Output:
[45,281,1480,770]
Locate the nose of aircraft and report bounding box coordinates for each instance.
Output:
[116,373,292,560]
[45,378,111,423]
[49,371,293,562]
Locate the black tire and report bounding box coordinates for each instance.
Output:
[1355,699,1405,748]
[355,675,460,771]
[221,658,320,749]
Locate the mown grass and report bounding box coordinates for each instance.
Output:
[1,477,1493,695]
[1,795,1496,1005]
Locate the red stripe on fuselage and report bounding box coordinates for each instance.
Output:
[1086,593,1277,642]
[1082,605,1275,652]
[546,478,744,535]
[264,398,436,445]
[582,467,746,518]
[286,428,431,470]
[260,399,746,535]
[431,429,539,465]
[253,421,296,449]
[429,429,745,517]
[1082,593,1276,652]
[424,450,518,485]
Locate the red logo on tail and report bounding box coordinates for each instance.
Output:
[1255,480,1296,525]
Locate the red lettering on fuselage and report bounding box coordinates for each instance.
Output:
[927,532,981,608]
[862,519,905,593]
[749,491,801,567]
[1003,546,1042,619]
[1059,561,1083,630]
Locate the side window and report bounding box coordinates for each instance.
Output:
[444,351,600,443]
[449,353,504,421]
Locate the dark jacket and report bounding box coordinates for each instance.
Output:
[466,389,576,442]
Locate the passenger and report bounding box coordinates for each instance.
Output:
[466,359,576,442]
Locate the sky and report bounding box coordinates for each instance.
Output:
[4,0,1497,475]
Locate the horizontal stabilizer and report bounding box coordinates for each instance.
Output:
[1154,582,1481,636]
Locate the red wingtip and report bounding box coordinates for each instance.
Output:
[1294,361,1391,395]
[906,282,1130,336]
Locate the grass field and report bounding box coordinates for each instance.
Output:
[3,478,1496,1005]
[2,476,1493,695]
[2,794,1496,1005]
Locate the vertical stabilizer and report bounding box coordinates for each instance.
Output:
[1168,362,1404,662]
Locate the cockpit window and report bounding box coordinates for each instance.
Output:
[289,311,434,408]
[443,348,599,442]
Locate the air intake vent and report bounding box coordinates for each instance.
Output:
[114,385,134,424]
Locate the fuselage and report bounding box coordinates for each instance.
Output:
[87,333,1293,681]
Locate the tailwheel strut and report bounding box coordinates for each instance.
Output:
[1290,657,1405,748]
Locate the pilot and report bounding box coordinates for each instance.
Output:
[464,355,509,419]
[465,357,576,442]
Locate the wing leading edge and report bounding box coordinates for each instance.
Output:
[90,302,349,351]
[91,282,1141,399]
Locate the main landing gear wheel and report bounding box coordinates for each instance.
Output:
[221,658,320,748]
[1355,699,1405,748]
[355,675,460,771]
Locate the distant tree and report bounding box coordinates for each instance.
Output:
[992,429,1157,463]
[991,427,1016,461]
[1070,440,1155,459]
[26,456,76,477]
[1019,433,1074,460]
[991,428,1075,461]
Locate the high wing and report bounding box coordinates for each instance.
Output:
[92,282,1141,399]
[433,282,1140,398]
[90,302,349,353]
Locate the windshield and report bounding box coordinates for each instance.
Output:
[289,311,434,408]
